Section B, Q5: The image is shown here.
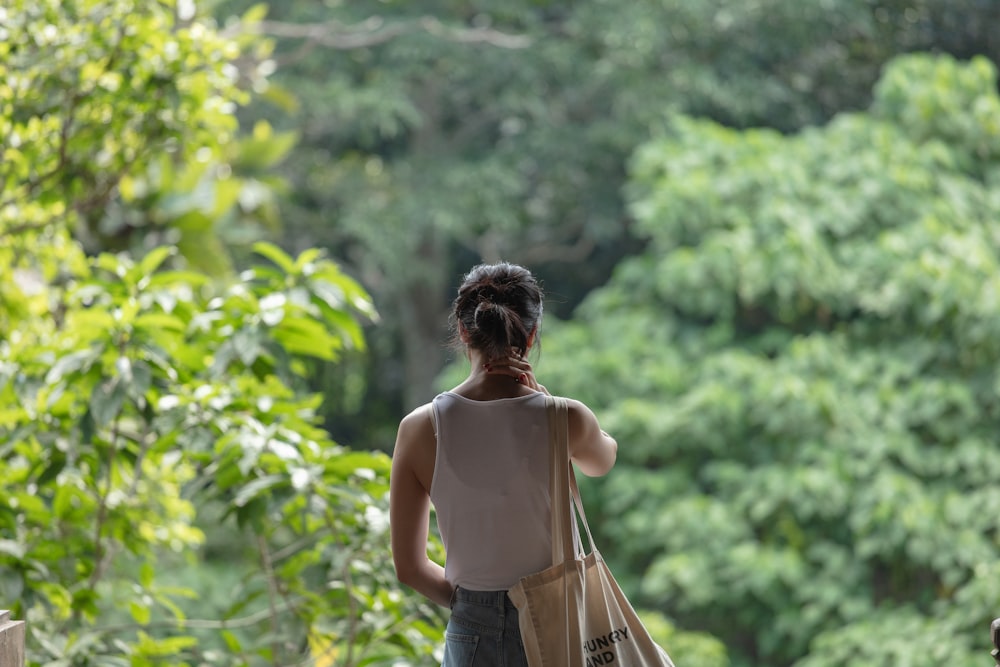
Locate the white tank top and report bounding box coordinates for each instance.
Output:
[430,391,553,590]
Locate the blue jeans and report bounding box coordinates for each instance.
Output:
[442,587,529,667]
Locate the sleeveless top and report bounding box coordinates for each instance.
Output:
[430,391,553,590]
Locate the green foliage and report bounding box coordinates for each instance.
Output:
[0,0,295,278]
[109,119,299,277]
[0,240,444,666]
[1,1,445,665]
[1,0,242,239]
[638,609,728,667]
[210,0,1000,432]
[542,53,1000,667]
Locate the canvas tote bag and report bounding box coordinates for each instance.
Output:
[508,396,676,667]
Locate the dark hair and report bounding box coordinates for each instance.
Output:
[451,262,543,361]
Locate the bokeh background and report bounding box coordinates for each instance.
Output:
[2,1,1000,665]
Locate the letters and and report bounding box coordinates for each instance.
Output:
[584,626,631,665]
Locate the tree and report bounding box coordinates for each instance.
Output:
[1,1,444,664]
[210,0,1000,450]
[540,53,1000,667]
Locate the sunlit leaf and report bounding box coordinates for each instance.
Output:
[136,246,177,281]
[253,241,297,274]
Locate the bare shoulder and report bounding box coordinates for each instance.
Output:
[395,402,436,454]
[561,396,617,477]
[392,402,437,492]
[563,396,596,419]
[562,397,602,434]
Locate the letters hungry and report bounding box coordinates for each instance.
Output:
[583,626,630,665]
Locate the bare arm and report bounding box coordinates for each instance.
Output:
[389,405,454,607]
[566,398,618,477]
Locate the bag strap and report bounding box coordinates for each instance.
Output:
[546,396,598,566]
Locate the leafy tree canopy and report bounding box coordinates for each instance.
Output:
[211,0,1000,434]
[1,1,440,665]
[541,52,1000,667]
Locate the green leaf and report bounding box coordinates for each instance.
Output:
[129,600,151,625]
[134,631,198,657]
[79,409,95,444]
[89,378,127,427]
[234,496,267,531]
[272,316,341,360]
[293,248,322,273]
[136,246,177,281]
[0,539,26,559]
[233,474,286,507]
[139,562,155,588]
[253,241,297,274]
[35,453,66,486]
[242,2,269,25]
[45,348,99,384]
[221,630,242,653]
[53,483,82,520]
[314,303,366,350]
[127,360,153,400]
[236,127,299,170]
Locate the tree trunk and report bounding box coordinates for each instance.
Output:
[398,260,453,411]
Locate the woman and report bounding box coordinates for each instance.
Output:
[390,261,619,665]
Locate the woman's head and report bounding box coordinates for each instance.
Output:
[452,262,543,361]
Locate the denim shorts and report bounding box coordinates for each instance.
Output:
[441,587,529,667]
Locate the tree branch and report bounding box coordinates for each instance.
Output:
[95,596,307,633]
[257,535,282,667]
[232,15,531,51]
[517,235,597,265]
[479,232,597,267]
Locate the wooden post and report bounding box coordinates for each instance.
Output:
[991,617,1000,666]
[0,610,25,667]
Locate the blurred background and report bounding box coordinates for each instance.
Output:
[2,0,1000,665]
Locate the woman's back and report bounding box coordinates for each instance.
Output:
[430,391,552,591]
[389,261,617,665]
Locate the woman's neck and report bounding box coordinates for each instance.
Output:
[450,351,532,401]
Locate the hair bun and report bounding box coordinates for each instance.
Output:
[476,285,503,303]
[472,300,504,326]
[451,262,544,361]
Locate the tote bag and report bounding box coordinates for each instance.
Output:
[508,396,675,667]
